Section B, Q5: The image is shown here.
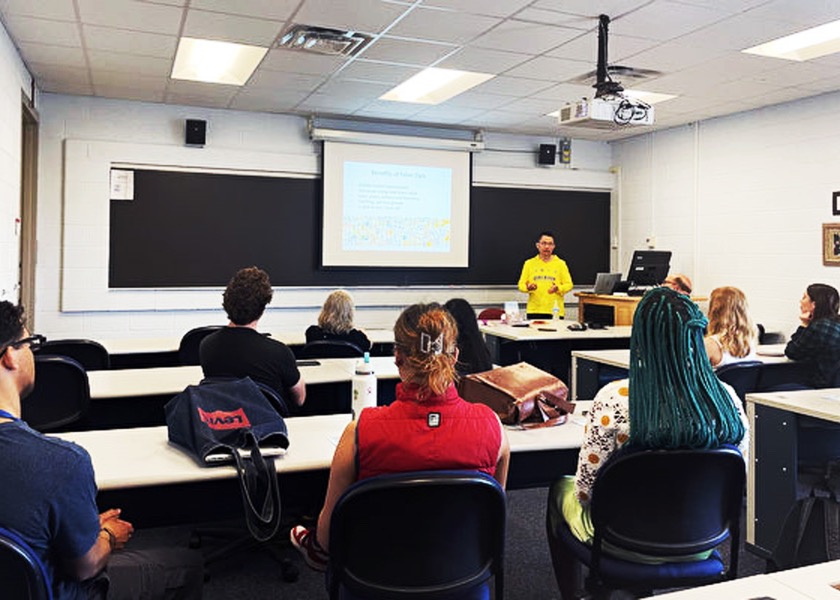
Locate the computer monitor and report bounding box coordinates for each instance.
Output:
[627,250,671,286]
[593,272,622,295]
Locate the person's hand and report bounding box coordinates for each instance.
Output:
[800,310,813,327]
[100,509,134,550]
[548,284,558,294]
[526,281,537,291]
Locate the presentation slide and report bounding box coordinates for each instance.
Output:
[322,140,471,268]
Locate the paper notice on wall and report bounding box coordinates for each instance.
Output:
[110,169,134,200]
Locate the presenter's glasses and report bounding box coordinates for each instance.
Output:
[0,334,46,358]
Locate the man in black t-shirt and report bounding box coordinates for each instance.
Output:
[200,267,306,408]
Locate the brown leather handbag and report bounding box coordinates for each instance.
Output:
[459,362,574,428]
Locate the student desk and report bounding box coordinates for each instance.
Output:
[83,357,400,429]
[746,389,840,558]
[53,405,589,525]
[571,345,794,400]
[479,322,632,382]
[99,329,396,368]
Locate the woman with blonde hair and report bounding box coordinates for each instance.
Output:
[305,289,371,352]
[704,286,758,368]
[291,303,510,573]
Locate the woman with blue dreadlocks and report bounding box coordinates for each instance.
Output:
[548,286,748,562]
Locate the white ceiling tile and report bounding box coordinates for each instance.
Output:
[471,75,555,97]
[669,0,771,14]
[443,90,517,109]
[548,31,657,64]
[436,47,531,73]
[18,41,86,67]
[746,61,840,88]
[504,55,590,82]
[189,0,298,21]
[747,0,840,28]
[28,62,89,84]
[87,50,172,77]
[470,20,582,54]
[498,95,567,115]
[76,0,183,35]
[260,48,347,75]
[512,8,595,29]
[362,36,457,66]
[417,0,533,18]
[91,70,167,89]
[38,78,94,95]
[229,87,310,111]
[0,0,76,20]
[296,91,370,113]
[94,85,165,102]
[4,15,81,45]
[335,60,420,84]
[352,99,426,118]
[183,9,283,46]
[137,0,185,6]
[610,1,735,41]
[316,78,392,98]
[387,6,501,44]
[534,82,597,102]
[530,0,654,18]
[165,79,240,101]
[410,104,487,122]
[83,25,177,58]
[245,69,326,92]
[292,0,409,34]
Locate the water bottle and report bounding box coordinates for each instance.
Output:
[351,351,377,419]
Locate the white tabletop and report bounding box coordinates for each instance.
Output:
[53,413,352,490]
[87,357,401,400]
[650,573,813,599]
[746,388,840,424]
[480,322,633,342]
[767,559,840,599]
[98,329,395,355]
[572,345,793,370]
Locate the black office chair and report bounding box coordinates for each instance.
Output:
[546,447,744,599]
[178,326,223,366]
[328,470,506,600]
[0,526,53,600]
[22,356,90,432]
[36,339,110,371]
[757,323,786,345]
[299,339,363,359]
[715,360,763,401]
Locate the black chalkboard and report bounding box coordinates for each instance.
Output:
[109,169,609,288]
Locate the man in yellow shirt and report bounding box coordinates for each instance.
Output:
[517,231,574,319]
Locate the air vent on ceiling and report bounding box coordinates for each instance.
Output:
[569,65,663,86]
[277,25,373,57]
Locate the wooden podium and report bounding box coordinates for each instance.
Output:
[575,292,706,326]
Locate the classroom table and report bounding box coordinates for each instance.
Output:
[480,321,632,382]
[746,389,840,558]
[99,329,396,368]
[574,293,708,326]
[571,345,793,400]
[53,403,590,525]
[82,357,400,429]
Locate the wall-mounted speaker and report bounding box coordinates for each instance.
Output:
[538,143,556,165]
[185,119,206,146]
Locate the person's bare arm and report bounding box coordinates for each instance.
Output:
[704,336,722,367]
[316,421,358,550]
[65,510,133,581]
[494,419,511,489]
[288,379,306,407]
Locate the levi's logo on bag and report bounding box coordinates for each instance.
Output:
[198,407,251,430]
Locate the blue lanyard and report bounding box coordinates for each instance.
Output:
[0,409,18,421]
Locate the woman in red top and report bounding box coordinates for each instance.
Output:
[291,302,510,571]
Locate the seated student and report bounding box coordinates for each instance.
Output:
[444,298,493,377]
[0,301,204,600]
[548,287,748,575]
[200,266,305,408]
[290,303,510,572]
[662,273,693,295]
[305,289,371,353]
[784,283,840,388]
[704,286,758,368]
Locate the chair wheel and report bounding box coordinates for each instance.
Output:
[281,558,299,582]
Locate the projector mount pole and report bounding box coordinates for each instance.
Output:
[594,14,623,98]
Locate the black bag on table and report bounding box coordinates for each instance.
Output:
[165,377,290,541]
[768,462,840,571]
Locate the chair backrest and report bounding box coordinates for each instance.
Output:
[298,339,363,359]
[0,527,53,600]
[37,339,110,371]
[178,326,224,365]
[477,307,505,321]
[23,356,90,432]
[589,447,744,576]
[329,470,506,600]
[756,323,786,345]
[715,360,763,401]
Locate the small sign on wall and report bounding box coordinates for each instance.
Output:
[823,223,840,266]
[110,169,134,200]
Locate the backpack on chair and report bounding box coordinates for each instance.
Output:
[767,461,840,571]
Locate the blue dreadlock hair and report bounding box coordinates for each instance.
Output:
[628,286,745,449]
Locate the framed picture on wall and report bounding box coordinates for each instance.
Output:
[823,223,840,265]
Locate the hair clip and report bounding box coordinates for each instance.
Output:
[420,332,444,355]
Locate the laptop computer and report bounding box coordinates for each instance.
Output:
[591,272,622,295]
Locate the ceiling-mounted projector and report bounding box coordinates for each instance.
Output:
[559,97,654,129]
